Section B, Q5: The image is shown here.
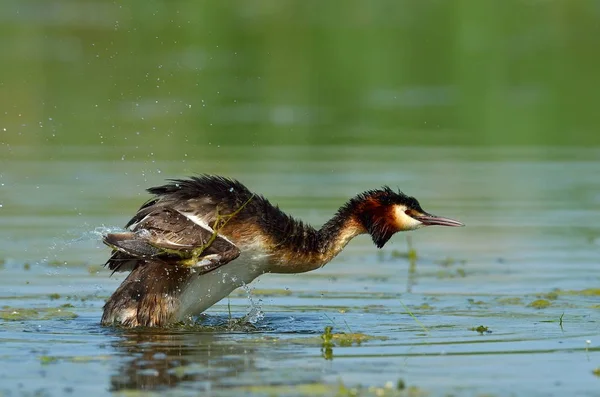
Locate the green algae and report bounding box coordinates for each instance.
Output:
[39,355,59,365]
[48,293,61,300]
[230,288,294,297]
[39,354,112,366]
[0,306,77,321]
[42,308,78,320]
[238,380,427,397]
[496,297,523,305]
[530,288,600,300]
[470,325,491,334]
[562,288,600,296]
[295,330,387,347]
[245,328,387,348]
[247,288,292,297]
[537,290,560,300]
[528,299,552,309]
[0,308,39,321]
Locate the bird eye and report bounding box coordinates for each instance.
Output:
[404,209,418,218]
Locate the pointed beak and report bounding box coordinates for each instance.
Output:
[413,213,465,227]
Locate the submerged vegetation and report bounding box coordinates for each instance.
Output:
[238,379,427,397]
[0,306,78,321]
[470,325,491,334]
[527,299,552,309]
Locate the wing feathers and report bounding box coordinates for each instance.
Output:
[104,207,240,273]
[104,176,254,273]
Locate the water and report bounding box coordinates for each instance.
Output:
[1,145,599,396]
[2,0,600,395]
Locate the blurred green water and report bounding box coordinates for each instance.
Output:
[1,0,599,153]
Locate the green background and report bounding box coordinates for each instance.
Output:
[2,0,599,153]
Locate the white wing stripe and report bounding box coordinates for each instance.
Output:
[176,211,214,232]
[176,210,236,245]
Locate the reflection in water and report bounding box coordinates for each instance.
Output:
[110,327,257,392]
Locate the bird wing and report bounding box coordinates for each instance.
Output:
[104,206,240,274]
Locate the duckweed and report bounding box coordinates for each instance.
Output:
[0,307,77,321]
[39,356,59,365]
[327,331,385,346]
[0,308,39,321]
[273,327,388,347]
[470,325,491,334]
[239,379,425,397]
[496,297,523,305]
[528,299,551,309]
[249,288,292,297]
[230,288,293,297]
[42,308,78,320]
[537,290,560,300]
[564,288,600,296]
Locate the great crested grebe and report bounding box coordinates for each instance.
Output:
[101,175,463,327]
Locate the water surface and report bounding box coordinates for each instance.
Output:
[1,0,599,395]
[1,146,599,396]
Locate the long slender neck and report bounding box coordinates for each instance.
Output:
[266,201,367,274]
[318,206,366,255]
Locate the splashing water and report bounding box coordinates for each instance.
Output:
[40,226,125,266]
[80,226,127,242]
[241,283,264,324]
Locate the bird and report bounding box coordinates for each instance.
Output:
[101,175,463,327]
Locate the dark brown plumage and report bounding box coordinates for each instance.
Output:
[101,175,463,327]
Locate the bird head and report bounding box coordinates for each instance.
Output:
[352,187,464,248]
